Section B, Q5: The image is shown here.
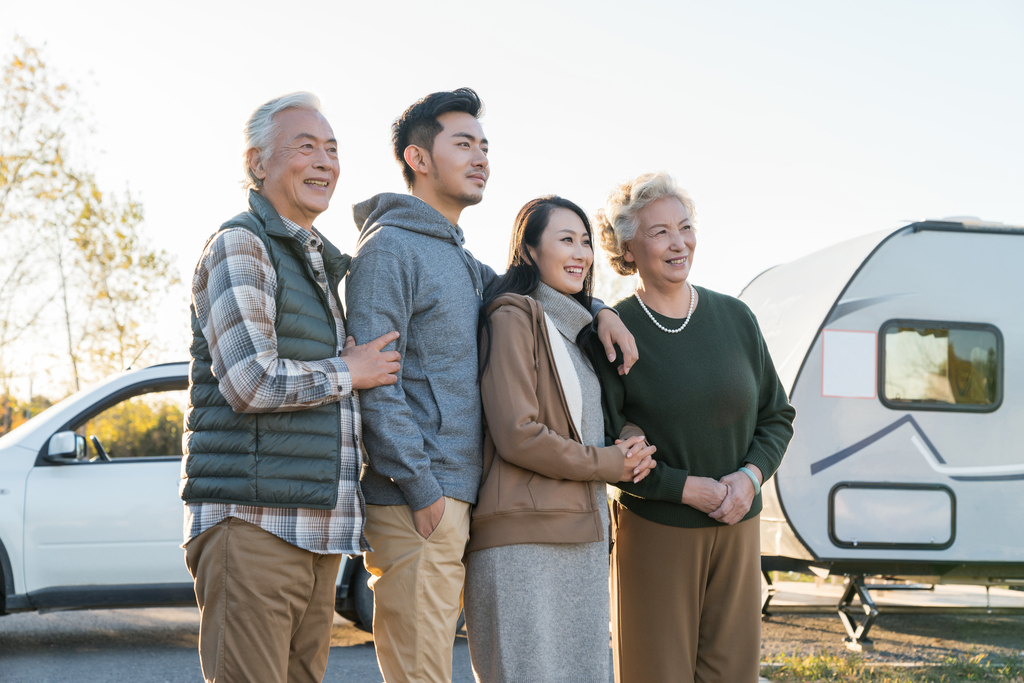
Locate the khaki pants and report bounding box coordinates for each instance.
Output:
[363,497,472,683]
[184,517,342,683]
[610,504,762,683]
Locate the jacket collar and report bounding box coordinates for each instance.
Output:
[248,189,291,238]
[248,190,352,280]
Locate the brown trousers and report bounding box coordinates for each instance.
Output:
[184,517,342,683]
[362,497,472,683]
[610,504,762,683]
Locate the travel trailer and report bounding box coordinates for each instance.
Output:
[738,219,1024,647]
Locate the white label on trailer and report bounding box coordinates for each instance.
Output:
[821,329,876,399]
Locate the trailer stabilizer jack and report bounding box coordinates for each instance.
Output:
[838,575,878,651]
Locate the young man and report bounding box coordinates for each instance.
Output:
[181,93,400,683]
[345,88,637,683]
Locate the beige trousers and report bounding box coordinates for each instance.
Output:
[610,504,762,683]
[362,497,472,683]
[184,517,342,683]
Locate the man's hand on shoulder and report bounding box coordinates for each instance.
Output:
[341,331,402,389]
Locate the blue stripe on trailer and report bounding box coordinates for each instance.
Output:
[810,415,945,475]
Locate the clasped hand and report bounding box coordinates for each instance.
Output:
[682,464,762,525]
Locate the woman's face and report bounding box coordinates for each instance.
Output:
[526,208,594,296]
[625,196,695,287]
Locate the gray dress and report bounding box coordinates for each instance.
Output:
[465,283,611,683]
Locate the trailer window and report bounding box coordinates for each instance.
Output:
[881,321,1001,411]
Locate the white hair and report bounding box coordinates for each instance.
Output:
[242,92,322,190]
[595,172,696,276]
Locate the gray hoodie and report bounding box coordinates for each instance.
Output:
[346,193,498,510]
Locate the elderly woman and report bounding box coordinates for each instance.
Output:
[593,172,795,683]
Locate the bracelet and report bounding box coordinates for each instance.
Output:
[739,467,761,495]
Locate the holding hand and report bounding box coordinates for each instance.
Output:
[614,436,657,484]
[709,463,762,525]
[342,331,401,389]
[681,476,728,514]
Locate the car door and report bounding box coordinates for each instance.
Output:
[22,378,191,594]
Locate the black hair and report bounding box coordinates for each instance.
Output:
[478,196,596,379]
[392,87,484,188]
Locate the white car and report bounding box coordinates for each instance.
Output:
[0,362,373,629]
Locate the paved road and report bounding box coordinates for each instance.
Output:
[6,584,1012,681]
[0,607,478,683]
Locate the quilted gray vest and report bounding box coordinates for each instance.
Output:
[180,191,351,509]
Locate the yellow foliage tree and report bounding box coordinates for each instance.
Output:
[0,37,179,393]
[0,37,71,390]
[80,393,185,459]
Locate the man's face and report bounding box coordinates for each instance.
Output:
[254,108,339,229]
[425,111,489,208]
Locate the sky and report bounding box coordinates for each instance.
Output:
[3,0,1023,381]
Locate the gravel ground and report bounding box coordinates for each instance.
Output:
[761,612,1024,664]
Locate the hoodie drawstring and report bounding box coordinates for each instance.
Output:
[446,226,484,300]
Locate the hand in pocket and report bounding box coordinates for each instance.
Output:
[412,496,446,539]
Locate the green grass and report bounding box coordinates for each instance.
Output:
[775,571,820,584]
[761,651,1024,682]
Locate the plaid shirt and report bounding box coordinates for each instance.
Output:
[184,216,368,555]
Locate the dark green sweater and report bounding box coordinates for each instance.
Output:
[596,287,795,528]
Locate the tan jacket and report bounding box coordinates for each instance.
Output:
[466,293,623,554]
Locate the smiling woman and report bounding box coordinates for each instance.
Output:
[525,208,594,297]
[464,195,656,683]
[593,171,796,683]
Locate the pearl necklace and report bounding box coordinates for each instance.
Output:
[635,281,697,334]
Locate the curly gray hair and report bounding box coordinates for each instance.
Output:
[595,172,696,276]
[242,92,322,190]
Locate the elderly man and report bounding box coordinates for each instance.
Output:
[180,92,400,683]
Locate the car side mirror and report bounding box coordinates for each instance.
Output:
[43,431,87,464]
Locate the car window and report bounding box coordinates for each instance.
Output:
[73,389,186,459]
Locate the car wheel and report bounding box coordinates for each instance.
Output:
[350,562,374,633]
[344,561,466,636]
